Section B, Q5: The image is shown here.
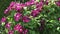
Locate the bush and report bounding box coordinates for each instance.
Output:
[0,0,60,34]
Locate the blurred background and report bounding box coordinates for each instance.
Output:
[0,0,15,19]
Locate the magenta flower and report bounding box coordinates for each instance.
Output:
[23,29,28,34]
[19,28,28,34]
[14,24,22,31]
[20,3,26,7]
[59,18,60,20]
[14,24,28,34]
[4,8,9,14]
[22,16,30,23]
[58,17,60,21]
[8,30,14,34]
[5,23,11,29]
[15,3,22,11]
[45,1,48,5]
[19,28,23,33]
[4,6,13,14]
[55,1,60,6]
[25,2,31,6]
[36,1,43,9]
[25,1,35,6]
[14,12,22,21]
[31,9,40,17]
[4,2,16,14]
[30,0,35,1]
[1,17,6,22]
[9,1,16,10]
[9,1,16,7]
[30,1,35,5]
[35,2,39,5]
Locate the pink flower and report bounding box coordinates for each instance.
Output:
[23,29,28,34]
[5,23,11,29]
[4,8,9,14]
[20,3,26,7]
[14,24,28,34]
[8,30,14,34]
[22,16,30,23]
[45,0,49,5]
[10,2,23,11]
[58,17,60,21]
[4,2,16,14]
[36,1,44,9]
[9,1,16,7]
[19,28,23,33]
[31,9,40,17]
[15,3,23,11]
[1,17,6,22]
[59,18,60,20]
[25,1,35,6]
[30,0,35,1]
[14,24,22,31]
[9,1,16,9]
[20,28,28,34]
[55,1,60,6]
[14,12,22,21]
[35,2,39,5]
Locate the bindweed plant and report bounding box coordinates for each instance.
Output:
[0,0,60,34]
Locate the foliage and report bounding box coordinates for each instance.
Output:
[0,0,60,34]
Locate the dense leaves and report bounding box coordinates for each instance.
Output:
[0,0,60,34]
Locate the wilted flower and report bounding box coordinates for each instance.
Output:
[39,26,44,31]
[39,19,45,31]
[45,1,49,5]
[22,16,30,23]
[14,12,22,21]
[8,30,14,34]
